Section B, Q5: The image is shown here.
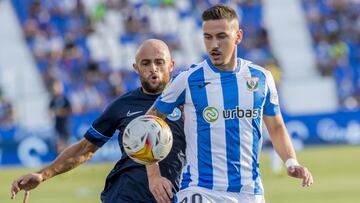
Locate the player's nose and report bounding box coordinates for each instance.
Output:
[210,39,220,49]
[149,63,158,73]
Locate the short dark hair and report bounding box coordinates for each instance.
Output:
[202,4,238,21]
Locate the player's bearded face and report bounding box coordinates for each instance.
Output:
[203,19,242,67]
[134,42,174,94]
[139,66,170,94]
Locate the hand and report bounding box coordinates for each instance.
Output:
[287,165,314,187]
[148,174,173,203]
[11,173,44,202]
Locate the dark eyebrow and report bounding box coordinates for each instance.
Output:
[204,32,228,36]
[217,32,228,36]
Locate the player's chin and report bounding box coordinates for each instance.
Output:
[148,79,162,87]
[209,57,223,65]
[143,82,166,94]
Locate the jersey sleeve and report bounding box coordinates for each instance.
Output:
[84,101,119,147]
[153,72,187,115]
[263,71,280,116]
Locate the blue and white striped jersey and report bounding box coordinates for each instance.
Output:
[154,58,280,195]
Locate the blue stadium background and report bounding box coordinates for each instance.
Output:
[0,0,359,167]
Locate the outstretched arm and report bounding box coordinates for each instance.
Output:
[264,114,314,187]
[146,105,168,120]
[145,106,173,203]
[11,138,98,202]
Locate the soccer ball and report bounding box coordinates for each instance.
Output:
[122,115,173,165]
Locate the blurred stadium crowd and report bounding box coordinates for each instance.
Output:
[302,0,360,109]
[1,0,358,128]
[9,0,279,116]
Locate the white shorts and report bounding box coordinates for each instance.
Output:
[175,186,265,203]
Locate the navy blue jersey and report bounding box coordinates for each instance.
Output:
[84,87,186,203]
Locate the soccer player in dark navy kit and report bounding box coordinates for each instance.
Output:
[11,39,186,203]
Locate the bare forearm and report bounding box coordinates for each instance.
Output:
[146,162,162,178]
[146,106,167,120]
[270,124,297,162]
[39,139,98,181]
[146,161,174,202]
[264,115,297,162]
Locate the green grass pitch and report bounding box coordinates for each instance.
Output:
[1,145,359,203]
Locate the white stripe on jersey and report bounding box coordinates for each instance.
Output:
[181,65,205,188]
[203,64,228,190]
[183,70,199,187]
[236,65,255,188]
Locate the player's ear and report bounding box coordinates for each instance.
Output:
[235,29,243,45]
[132,63,139,74]
[169,60,175,73]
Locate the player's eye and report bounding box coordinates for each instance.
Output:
[217,34,227,39]
[141,61,150,66]
[204,35,212,40]
[155,59,165,65]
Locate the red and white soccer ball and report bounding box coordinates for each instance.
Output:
[122,115,173,165]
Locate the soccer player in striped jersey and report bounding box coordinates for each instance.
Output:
[146,4,313,203]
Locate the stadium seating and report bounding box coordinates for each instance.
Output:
[302,0,360,109]
[1,0,359,168]
[10,0,278,114]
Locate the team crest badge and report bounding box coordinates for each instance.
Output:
[167,107,181,121]
[245,77,259,92]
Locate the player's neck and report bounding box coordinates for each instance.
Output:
[214,51,237,71]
